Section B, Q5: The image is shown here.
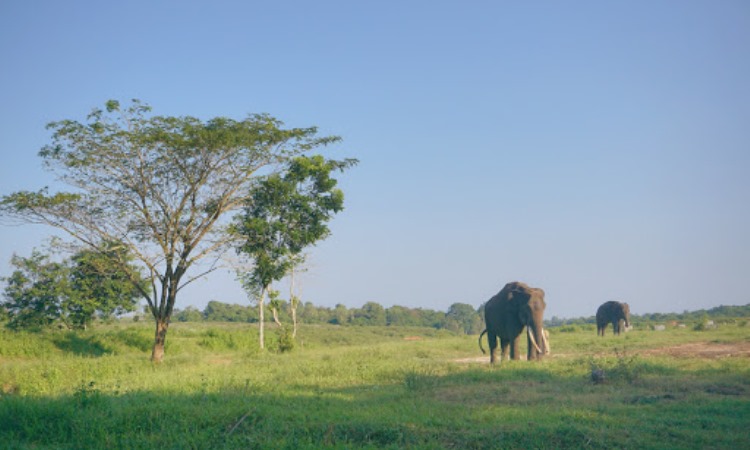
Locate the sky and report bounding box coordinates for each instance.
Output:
[1,1,748,319]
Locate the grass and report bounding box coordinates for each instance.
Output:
[1,321,749,448]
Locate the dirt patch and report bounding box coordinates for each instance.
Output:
[454,341,750,364]
[639,341,750,359]
[208,357,233,365]
[454,356,490,364]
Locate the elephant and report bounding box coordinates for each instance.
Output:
[478,281,549,363]
[596,301,630,336]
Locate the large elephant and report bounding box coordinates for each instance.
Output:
[596,301,630,336]
[478,281,549,363]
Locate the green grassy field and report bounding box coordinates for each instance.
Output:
[1,321,749,449]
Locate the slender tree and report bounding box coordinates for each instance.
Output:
[234,155,356,348]
[0,100,340,361]
[267,289,284,327]
[287,258,305,338]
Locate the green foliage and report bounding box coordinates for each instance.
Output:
[350,301,387,326]
[275,325,295,353]
[1,251,68,330]
[234,155,356,294]
[203,301,257,323]
[588,347,645,384]
[178,298,488,332]
[66,242,145,328]
[1,244,144,331]
[445,302,483,334]
[174,306,204,322]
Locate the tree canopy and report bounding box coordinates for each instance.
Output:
[1,244,145,330]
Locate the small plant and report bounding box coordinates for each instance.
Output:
[73,381,103,408]
[276,326,295,353]
[588,347,643,385]
[403,367,439,392]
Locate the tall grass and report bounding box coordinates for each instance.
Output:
[1,321,749,448]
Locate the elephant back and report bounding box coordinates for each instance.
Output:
[484,281,545,320]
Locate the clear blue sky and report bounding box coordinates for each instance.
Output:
[1,1,748,319]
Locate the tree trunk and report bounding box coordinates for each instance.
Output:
[258,286,266,350]
[291,301,298,339]
[290,268,298,339]
[271,306,282,327]
[151,319,169,363]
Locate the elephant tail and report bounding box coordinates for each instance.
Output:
[478,329,487,354]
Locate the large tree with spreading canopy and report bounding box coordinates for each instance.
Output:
[0,100,342,362]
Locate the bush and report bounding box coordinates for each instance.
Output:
[275,326,295,353]
[588,348,644,385]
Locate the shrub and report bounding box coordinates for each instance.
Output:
[275,326,295,353]
[588,347,644,385]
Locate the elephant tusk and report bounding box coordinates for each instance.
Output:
[542,328,550,354]
[528,327,542,354]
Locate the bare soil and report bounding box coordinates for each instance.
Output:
[456,340,750,364]
[638,341,750,359]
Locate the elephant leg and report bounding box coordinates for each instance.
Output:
[510,335,521,360]
[488,331,499,363]
[499,337,510,361]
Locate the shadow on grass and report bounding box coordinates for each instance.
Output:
[2,364,748,450]
[0,385,608,449]
[50,329,155,356]
[52,333,113,357]
[105,328,153,352]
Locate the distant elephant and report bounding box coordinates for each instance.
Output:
[596,301,630,336]
[478,281,549,363]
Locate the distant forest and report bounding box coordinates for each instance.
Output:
[170,300,750,334]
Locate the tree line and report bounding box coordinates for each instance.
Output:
[547,303,750,327]
[173,300,485,334]
[173,300,750,331]
[4,240,747,335]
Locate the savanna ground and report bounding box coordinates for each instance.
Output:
[1,320,749,449]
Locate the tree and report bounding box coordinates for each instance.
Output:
[174,306,203,322]
[0,100,340,362]
[203,300,256,322]
[1,244,143,330]
[352,302,386,326]
[2,251,69,330]
[331,303,350,325]
[234,155,356,348]
[386,305,422,327]
[446,303,483,334]
[67,242,146,328]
